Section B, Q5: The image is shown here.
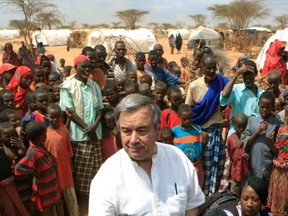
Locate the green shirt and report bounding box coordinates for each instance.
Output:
[60,78,103,141]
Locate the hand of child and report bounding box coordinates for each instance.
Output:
[266,130,275,142]
[237,64,254,75]
[243,153,250,160]
[10,138,21,147]
[258,121,268,133]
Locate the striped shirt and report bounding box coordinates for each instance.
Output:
[172,124,203,162]
[15,143,62,212]
[274,126,288,167]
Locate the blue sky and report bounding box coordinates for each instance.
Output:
[0,0,287,28]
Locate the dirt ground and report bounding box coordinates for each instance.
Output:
[0,36,243,70]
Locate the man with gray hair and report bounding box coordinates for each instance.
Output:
[89,94,205,215]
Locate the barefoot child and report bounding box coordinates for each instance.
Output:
[44,104,79,215]
[172,104,208,188]
[15,121,64,215]
[227,112,251,196]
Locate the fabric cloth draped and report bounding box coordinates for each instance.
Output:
[192,73,228,125]
[6,66,33,110]
[2,43,19,66]
[262,40,286,85]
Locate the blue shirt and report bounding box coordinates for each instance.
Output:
[172,124,202,162]
[145,65,178,87]
[220,83,264,136]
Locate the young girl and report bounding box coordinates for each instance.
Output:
[6,66,33,112]
[0,63,17,88]
[101,109,120,161]
[267,105,288,215]
[160,86,182,128]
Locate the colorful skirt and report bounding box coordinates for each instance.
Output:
[267,165,288,216]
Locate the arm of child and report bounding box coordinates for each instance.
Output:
[201,131,209,147]
[245,121,268,148]
[266,130,279,155]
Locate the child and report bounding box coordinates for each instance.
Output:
[0,89,15,111]
[48,72,61,92]
[126,70,138,84]
[267,70,282,98]
[15,121,64,215]
[153,81,168,111]
[124,80,137,95]
[58,58,65,75]
[30,89,49,126]
[160,86,182,128]
[135,52,155,90]
[159,127,173,144]
[6,66,33,112]
[52,80,63,104]
[272,98,282,116]
[266,105,288,215]
[138,83,153,98]
[31,65,45,87]
[140,74,153,90]
[241,91,280,179]
[101,109,120,161]
[102,82,119,108]
[0,122,29,216]
[227,112,250,196]
[44,104,79,216]
[63,66,72,80]
[172,104,207,188]
[115,75,126,100]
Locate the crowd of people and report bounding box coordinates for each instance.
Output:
[0,37,288,216]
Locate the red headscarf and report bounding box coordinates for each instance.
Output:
[262,40,286,85]
[6,66,33,110]
[2,42,19,66]
[0,63,17,76]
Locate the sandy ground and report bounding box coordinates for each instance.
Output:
[0,36,242,69]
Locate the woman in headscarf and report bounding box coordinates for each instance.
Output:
[0,63,17,89]
[6,66,33,112]
[2,42,19,66]
[262,39,286,86]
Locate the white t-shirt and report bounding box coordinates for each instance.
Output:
[89,142,205,216]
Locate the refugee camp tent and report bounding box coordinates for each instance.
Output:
[244,27,272,32]
[188,26,220,48]
[32,29,72,46]
[86,28,157,53]
[168,29,190,40]
[0,29,20,40]
[256,28,288,69]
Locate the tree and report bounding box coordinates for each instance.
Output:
[161,23,177,30]
[1,0,64,57]
[274,15,288,29]
[208,0,268,30]
[115,9,149,30]
[36,11,64,30]
[188,14,207,27]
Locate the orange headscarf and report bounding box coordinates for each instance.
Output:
[6,66,33,110]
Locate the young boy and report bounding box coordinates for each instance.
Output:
[241,91,279,179]
[126,70,138,84]
[124,80,137,95]
[153,81,168,111]
[58,58,65,75]
[138,83,153,98]
[21,91,36,128]
[139,74,153,90]
[15,121,64,215]
[48,72,61,92]
[30,89,49,126]
[31,65,45,88]
[44,104,79,216]
[159,127,174,144]
[115,75,126,100]
[267,70,282,98]
[0,122,29,216]
[227,112,250,196]
[103,82,119,108]
[52,80,63,104]
[172,104,207,188]
[160,86,182,128]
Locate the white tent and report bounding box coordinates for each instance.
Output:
[167,29,190,40]
[188,26,220,41]
[87,28,157,53]
[256,28,288,69]
[244,27,272,32]
[32,29,72,46]
[0,29,20,40]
